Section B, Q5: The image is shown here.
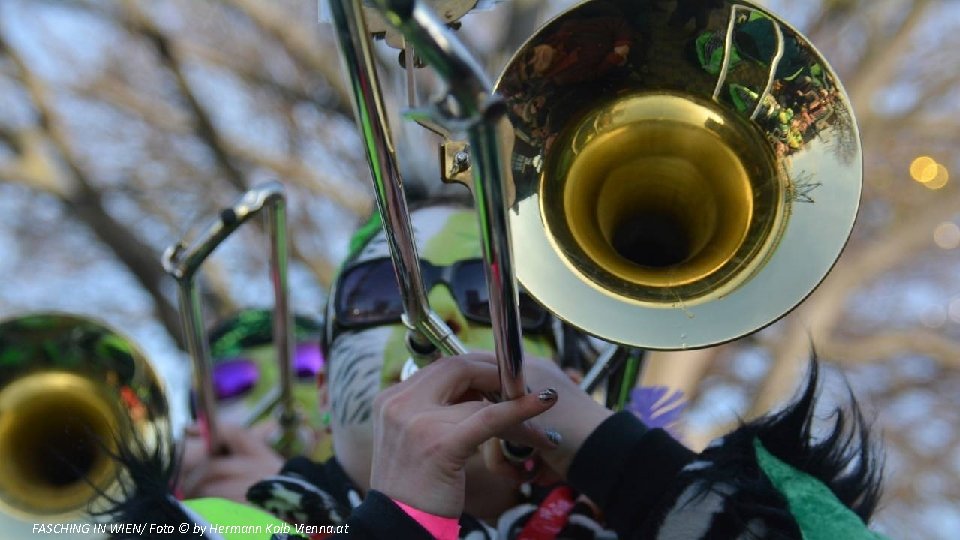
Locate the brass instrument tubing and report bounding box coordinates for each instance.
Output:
[372,0,527,401]
[712,7,739,101]
[266,197,299,450]
[752,21,785,120]
[329,0,468,360]
[162,182,297,455]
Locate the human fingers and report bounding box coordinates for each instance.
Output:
[177,422,280,484]
[186,422,273,458]
[521,357,614,477]
[177,437,237,498]
[410,354,506,404]
[421,358,563,452]
[481,439,526,484]
[179,427,206,469]
[431,381,559,452]
[223,421,283,461]
[178,443,280,499]
[450,354,613,473]
[177,451,213,499]
[179,457,261,502]
[452,387,560,457]
[176,426,211,491]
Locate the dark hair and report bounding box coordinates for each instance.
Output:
[647,359,884,538]
[88,421,203,539]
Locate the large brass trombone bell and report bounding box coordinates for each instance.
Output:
[500,1,861,350]
[330,0,861,395]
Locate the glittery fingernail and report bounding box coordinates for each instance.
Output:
[538,388,558,403]
[546,429,562,446]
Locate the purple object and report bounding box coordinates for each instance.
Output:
[293,343,324,378]
[626,386,686,433]
[211,344,325,400]
[212,358,258,400]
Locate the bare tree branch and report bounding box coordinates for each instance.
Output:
[176,40,341,113]
[119,2,249,194]
[117,3,352,289]
[0,30,183,344]
[72,75,190,132]
[220,0,353,114]
[820,330,960,369]
[746,172,960,416]
[848,0,932,113]
[70,72,371,217]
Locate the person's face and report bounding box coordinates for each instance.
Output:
[327,206,556,514]
[328,206,555,427]
[209,324,332,461]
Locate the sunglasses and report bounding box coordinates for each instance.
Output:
[212,342,324,400]
[333,257,550,332]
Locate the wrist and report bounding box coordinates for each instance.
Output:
[373,465,465,518]
[540,404,613,476]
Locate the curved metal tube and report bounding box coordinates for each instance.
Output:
[162,182,298,456]
[329,0,469,361]
[376,0,527,401]
[327,0,861,429]
[332,0,526,401]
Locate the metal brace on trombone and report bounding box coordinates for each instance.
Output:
[330,0,527,404]
[162,181,303,457]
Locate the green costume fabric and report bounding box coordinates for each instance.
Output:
[208,310,322,360]
[346,211,383,265]
[183,498,300,539]
[754,438,889,540]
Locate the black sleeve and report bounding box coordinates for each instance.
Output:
[567,411,695,538]
[254,458,447,539]
[330,490,435,540]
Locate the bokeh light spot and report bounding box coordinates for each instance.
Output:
[910,156,937,182]
[933,222,960,249]
[924,164,949,190]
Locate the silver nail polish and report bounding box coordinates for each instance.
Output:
[546,430,562,446]
[538,388,558,402]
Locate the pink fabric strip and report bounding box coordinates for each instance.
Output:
[392,499,461,540]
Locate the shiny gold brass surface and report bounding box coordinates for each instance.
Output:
[546,93,784,304]
[0,314,169,520]
[0,373,118,516]
[498,0,862,349]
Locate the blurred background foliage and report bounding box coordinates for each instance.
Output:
[0,0,957,537]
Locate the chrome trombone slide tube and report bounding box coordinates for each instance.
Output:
[360,0,528,400]
[330,0,863,417]
[329,0,468,360]
[265,188,300,453]
[162,182,298,456]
